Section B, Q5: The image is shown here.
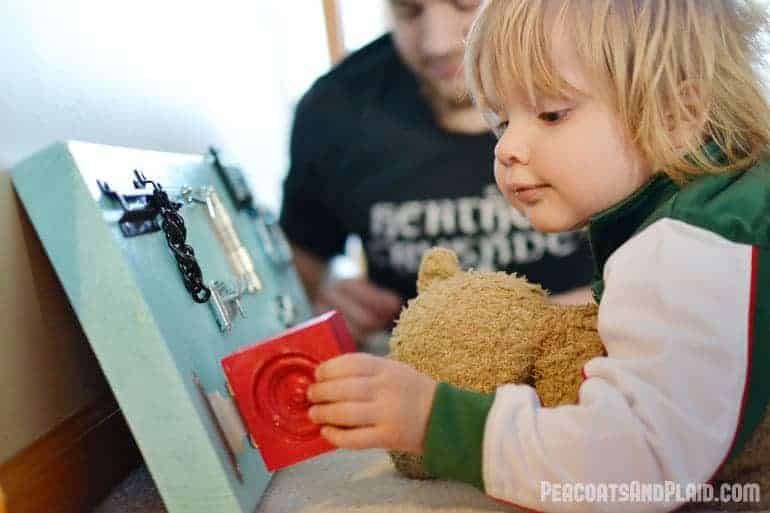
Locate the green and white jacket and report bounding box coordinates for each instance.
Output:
[421,151,770,513]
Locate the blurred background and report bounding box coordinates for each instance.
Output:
[4,0,770,211]
[0,0,387,212]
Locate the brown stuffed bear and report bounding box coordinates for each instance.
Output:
[388,247,770,511]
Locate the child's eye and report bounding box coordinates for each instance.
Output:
[492,121,508,139]
[538,109,571,124]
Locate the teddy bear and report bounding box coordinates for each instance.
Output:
[387,247,770,511]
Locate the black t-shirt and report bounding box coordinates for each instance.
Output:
[280,34,594,300]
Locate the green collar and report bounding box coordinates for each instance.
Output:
[587,174,680,301]
[588,173,680,271]
[586,140,730,302]
[588,141,727,268]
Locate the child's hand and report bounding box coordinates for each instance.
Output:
[307,353,437,454]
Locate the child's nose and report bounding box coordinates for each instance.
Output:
[494,133,530,167]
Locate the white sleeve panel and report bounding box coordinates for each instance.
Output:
[483,218,753,513]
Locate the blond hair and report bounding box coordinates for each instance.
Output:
[465,0,770,181]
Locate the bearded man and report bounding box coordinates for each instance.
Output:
[279,0,594,344]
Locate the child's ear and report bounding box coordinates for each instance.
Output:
[665,81,710,150]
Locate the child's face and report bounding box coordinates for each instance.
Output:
[482,25,654,232]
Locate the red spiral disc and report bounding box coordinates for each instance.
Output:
[253,353,319,441]
[221,310,356,470]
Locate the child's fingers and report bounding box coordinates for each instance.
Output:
[308,401,377,428]
[320,425,383,450]
[307,377,373,403]
[315,353,382,381]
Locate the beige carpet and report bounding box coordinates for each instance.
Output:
[93,449,511,513]
[93,448,770,513]
[258,449,509,513]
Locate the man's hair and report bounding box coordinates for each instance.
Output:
[465,0,770,181]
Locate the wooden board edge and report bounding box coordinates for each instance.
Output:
[0,395,142,513]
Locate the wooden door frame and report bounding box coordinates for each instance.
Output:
[322,0,346,64]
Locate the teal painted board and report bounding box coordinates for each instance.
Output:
[11,141,313,513]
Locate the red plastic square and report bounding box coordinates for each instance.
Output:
[221,310,355,471]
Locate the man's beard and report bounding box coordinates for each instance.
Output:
[417,74,474,112]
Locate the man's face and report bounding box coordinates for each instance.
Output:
[389,0,482,108]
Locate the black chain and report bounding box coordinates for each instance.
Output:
[133,170,211,304]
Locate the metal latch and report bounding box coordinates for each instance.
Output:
[97,179,160,237]
[208,280,246,333]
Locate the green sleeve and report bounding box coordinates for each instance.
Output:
[422,382,495,490]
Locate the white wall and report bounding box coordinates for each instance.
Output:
[0,1,388,211]
[340,0,389,52]
[0,1,339,211]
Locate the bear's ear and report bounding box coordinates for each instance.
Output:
[417,247,461,294]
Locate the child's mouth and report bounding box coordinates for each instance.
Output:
[514,185,550,204]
